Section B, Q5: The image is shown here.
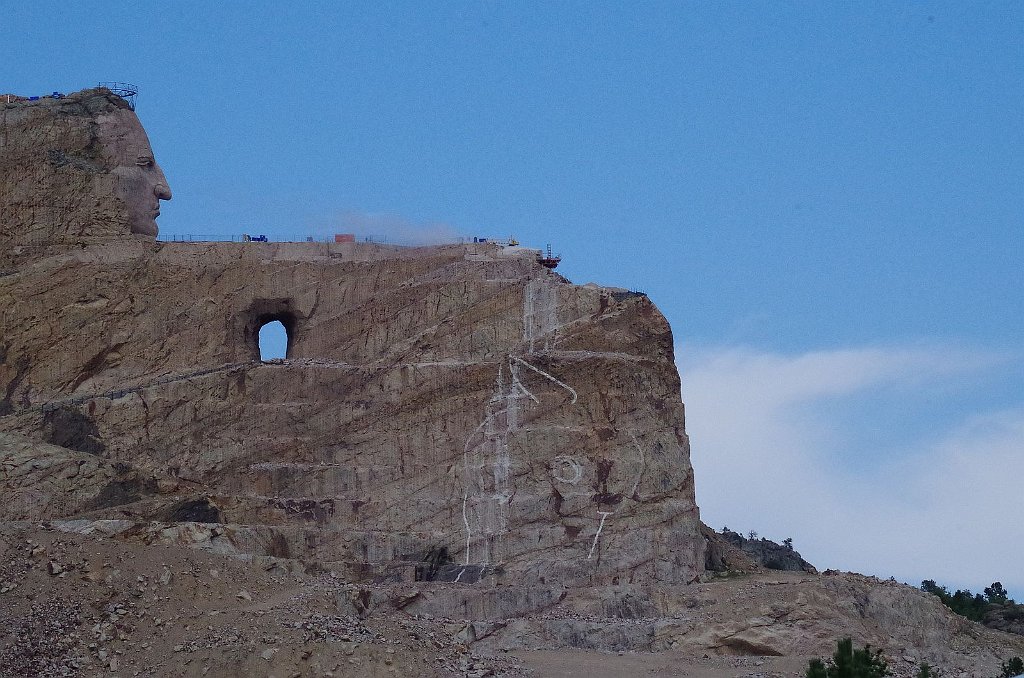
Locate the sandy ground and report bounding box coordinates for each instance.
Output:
[3,523,1020,678]
[515,649,810,678]
[0,524,525,677]
[0,526,820,678]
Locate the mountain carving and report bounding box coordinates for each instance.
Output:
[2,89,1021,677]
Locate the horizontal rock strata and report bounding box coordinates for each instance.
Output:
[1,239,704,593]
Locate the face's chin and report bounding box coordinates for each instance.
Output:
[124,193,162,237]
[130,218,159,237]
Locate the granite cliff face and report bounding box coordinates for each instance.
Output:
[1,239,704,591]
[1,90,704,596]
[3,90,1024,676]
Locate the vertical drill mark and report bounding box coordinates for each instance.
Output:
[541,281,558,352]
[588,510,613,561]
[523,279,560,354]
[523,280,536,353]
[462,491,472,565]
[628,433,647,498]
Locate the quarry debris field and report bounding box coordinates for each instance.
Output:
[2,88,1023,677]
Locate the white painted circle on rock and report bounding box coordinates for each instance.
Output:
[550,456,583,485]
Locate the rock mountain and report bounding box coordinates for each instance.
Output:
[2,89,1022,677]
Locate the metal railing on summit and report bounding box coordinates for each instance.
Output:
[97,82,138,110]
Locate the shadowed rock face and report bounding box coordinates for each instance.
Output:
[0,90,704,602]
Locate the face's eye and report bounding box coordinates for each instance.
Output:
[136,156,155,168]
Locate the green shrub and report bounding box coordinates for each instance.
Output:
[998,656,1023,678]
[807,658,828,678]
[805,638,890,678]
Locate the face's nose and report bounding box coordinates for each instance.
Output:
[154,165,172,200]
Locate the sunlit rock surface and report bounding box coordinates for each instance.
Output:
[1,91,703,595]
[1,237,703,589]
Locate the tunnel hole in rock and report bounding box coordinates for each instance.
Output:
[246,304,298,362]
[258,320,288,361]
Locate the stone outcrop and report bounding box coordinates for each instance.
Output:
[704,528,817,574]
[0,431,158,520]
[701,523,761,573]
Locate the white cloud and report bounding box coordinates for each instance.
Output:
[679,344,1024,598]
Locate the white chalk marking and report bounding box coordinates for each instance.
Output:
[461,360,528,567]
[510,356,578,404]
[464,409,502,454]
[462,491,472,565]
[508,358,541,403]
[460,352,581,568]
[551,455,583,485]
[587,511,614,560]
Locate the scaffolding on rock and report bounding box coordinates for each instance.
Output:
[538,244,561,269]
[97,82,138,110]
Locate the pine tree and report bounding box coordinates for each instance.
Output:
[805,637,890,678]
[985,582,1010,605]
[806,658,828,678]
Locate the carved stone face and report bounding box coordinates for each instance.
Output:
[97,108,172,237]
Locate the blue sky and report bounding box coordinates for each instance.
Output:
[5,2,1022,597]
